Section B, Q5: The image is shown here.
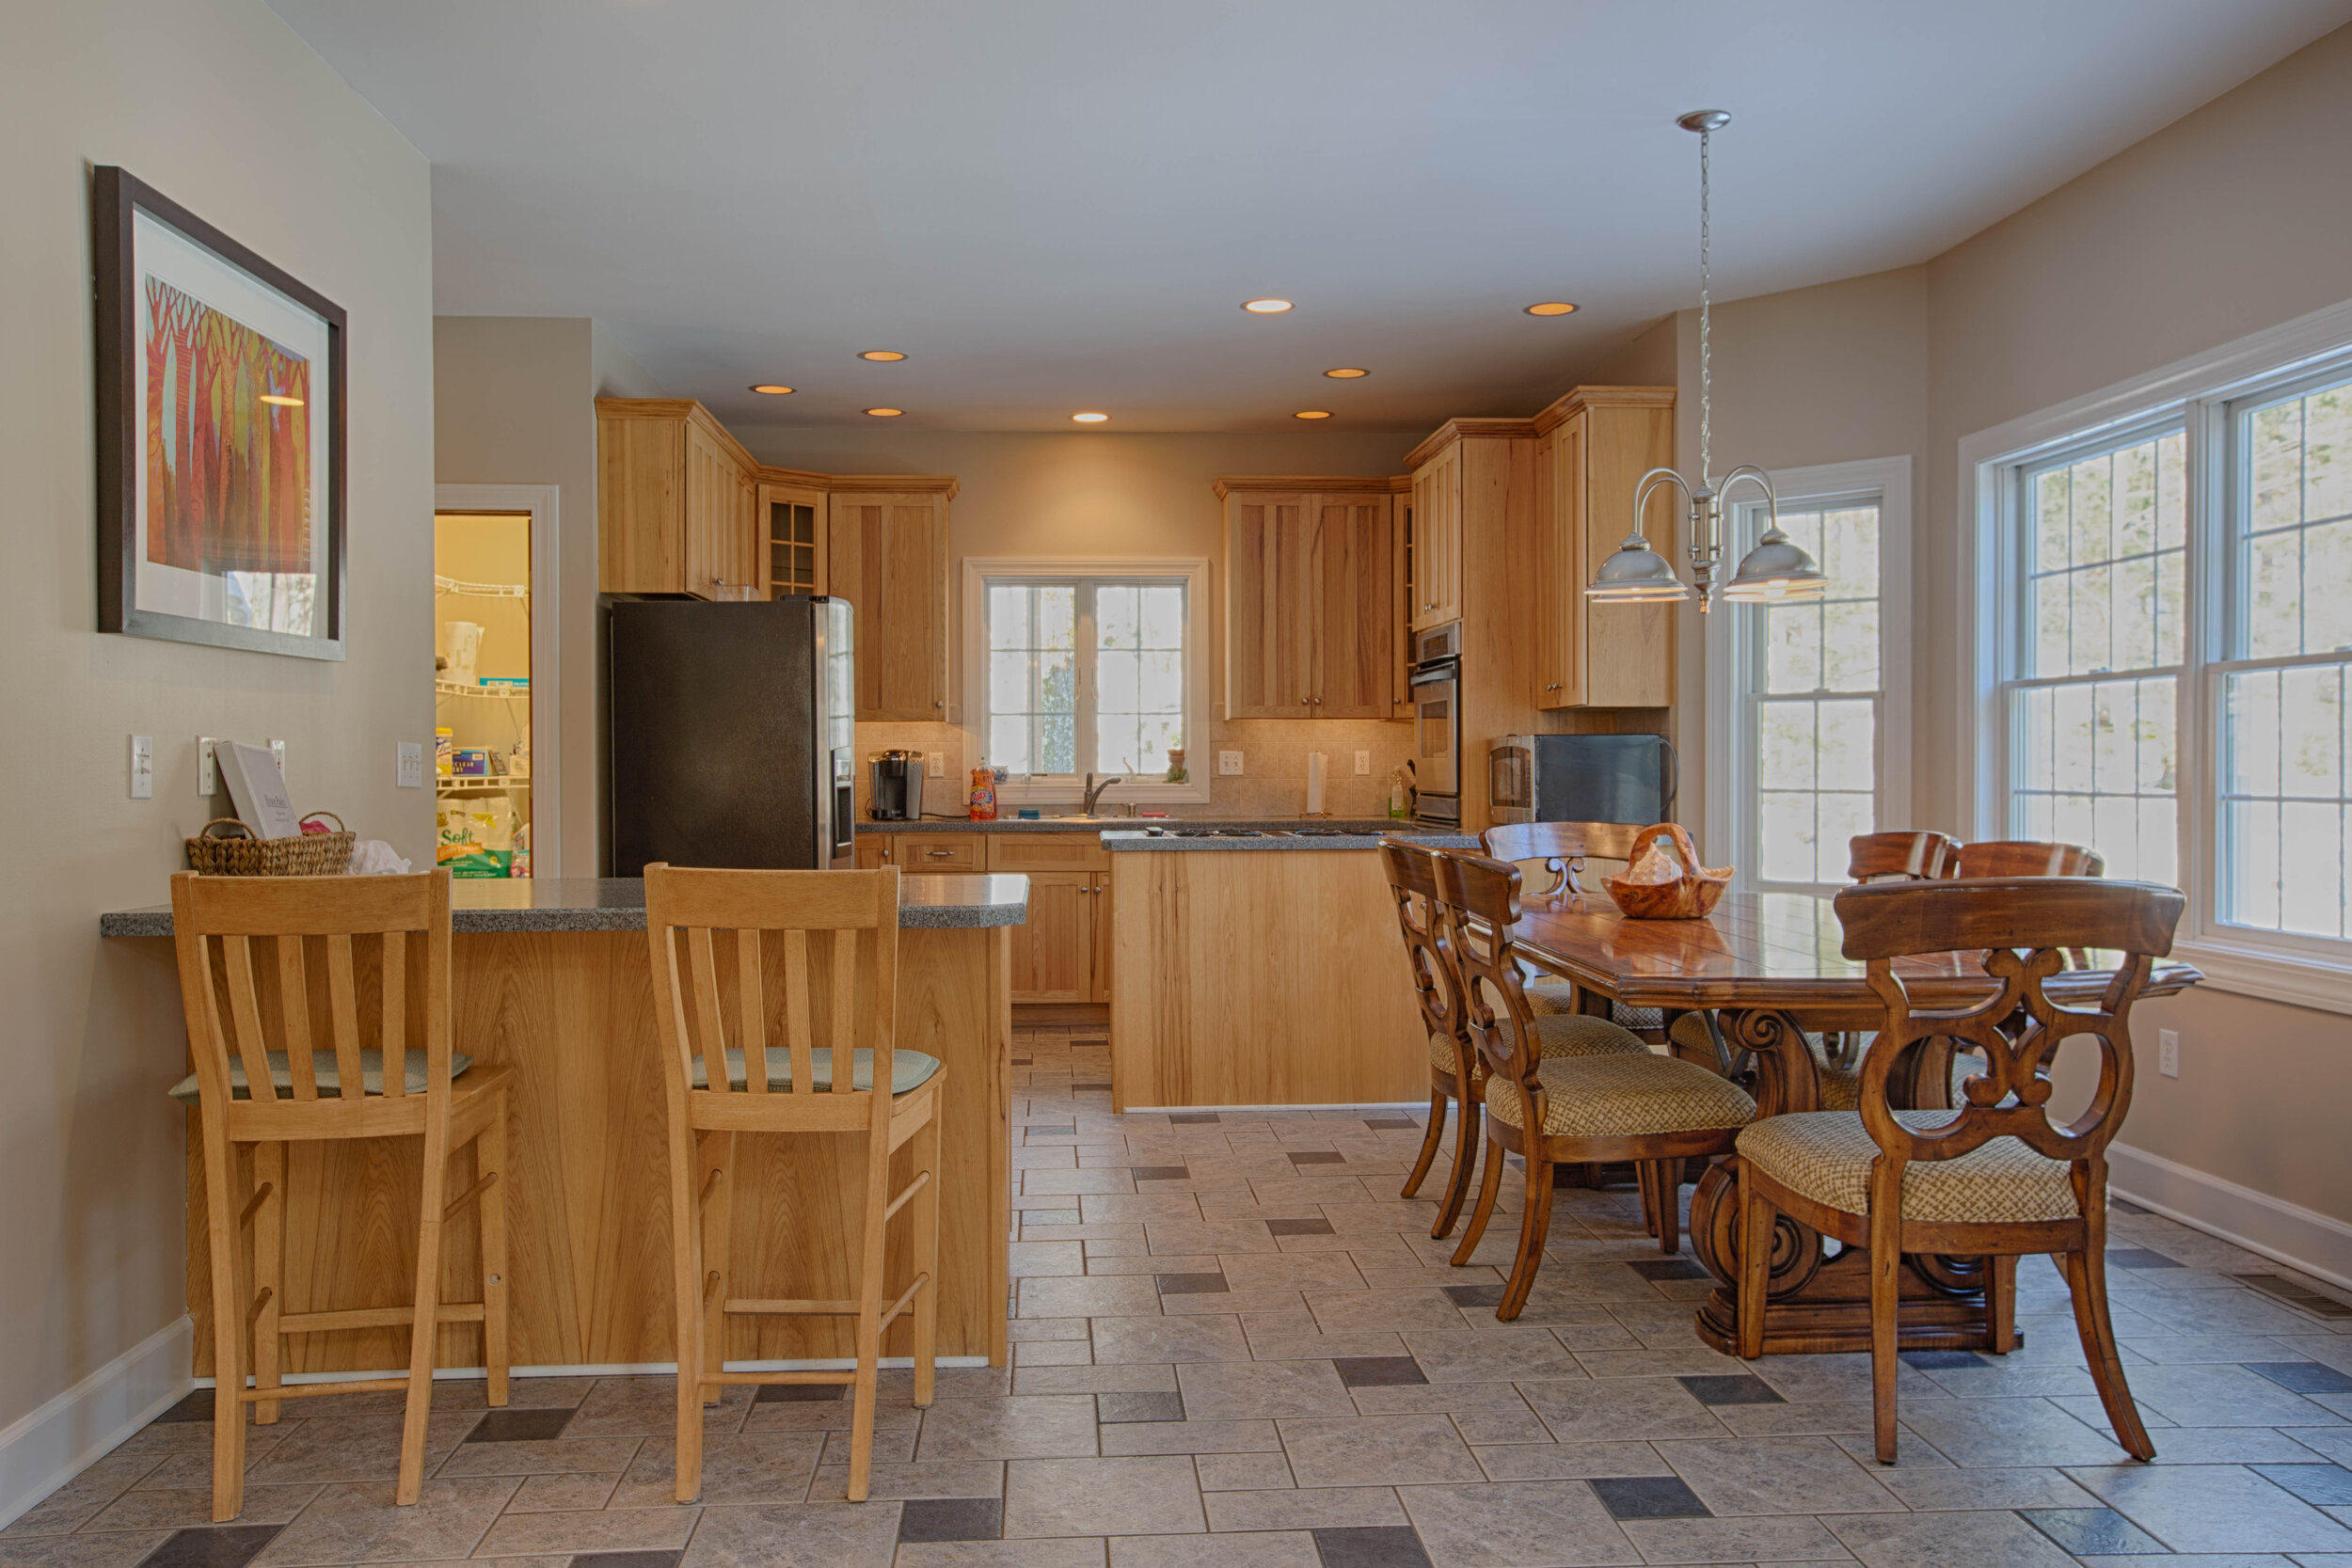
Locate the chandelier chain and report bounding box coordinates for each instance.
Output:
[1698,124,1712,488]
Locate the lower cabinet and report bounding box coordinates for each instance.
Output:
[987,833,1112,1005]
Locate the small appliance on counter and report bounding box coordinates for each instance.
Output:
[1488,733,1677,826]
[869,751,926,821]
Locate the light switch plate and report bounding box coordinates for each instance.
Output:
[129,735,153,799]
[2157,1028,2180,1078]
[1355,750,1371,775]
[198,737,218,796]
[1218,751,1244,776]
[396,741,425,789]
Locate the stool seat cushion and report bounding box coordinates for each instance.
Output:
[1431,1011,1648,1074]
[167,1049,473,1104]
[1738,1110,2081,1225]
[691,1046,943,1096]
[1485,1053,1756,1139]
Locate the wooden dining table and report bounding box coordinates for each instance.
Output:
[1503,884,2201,1357]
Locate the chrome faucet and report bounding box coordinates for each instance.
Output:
[1082,771,1122,814]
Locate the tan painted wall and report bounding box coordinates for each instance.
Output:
[737,428,1425,818]
[2,0,434,1431]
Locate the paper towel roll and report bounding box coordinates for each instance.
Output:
[1306,751,1327,816]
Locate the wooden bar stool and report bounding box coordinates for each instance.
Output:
[644,863,943,1504]
[168,870,513,1519]
[1735,876,2181,1464]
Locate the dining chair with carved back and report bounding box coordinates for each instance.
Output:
[1431,850,1756,1309]
[1848,831,1963,883]
[1381,839,1649,1241]
[1481,820,1668,1039]
[1954,839,2106,879]
[644,863,944,1504]
[1734,875,2183,1464]
[168,869,514,1519]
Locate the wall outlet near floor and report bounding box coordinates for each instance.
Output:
[1354,750,1371,776]
[2157,1028,2180,1078]
[396,740,425,789]
[1218,750,1244,776]
[197,737,218,796]
[129,736,153,799]
[927,751,945,778]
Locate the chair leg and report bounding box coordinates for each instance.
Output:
[699,1131,735,1406]
[1433,1076,1482,1241]
[251,1142,285,1425]
[666,1123,705,1504]
[2062,1245,2156,1460]
[847,1117,892,1504]
[1499,1152,1555,1321]
[1987,1253,2017,1356]
[1736,1168,1772,1360]
[478,1100,512,1407]
[1450,1127,1508,1268]
[1402,1085,1448,1198]
[203,1124,246,1522]
[397,1118,453,1506]
[911,1095,943,1409]
[1635,1160,1661,1239]
[1652,1162,1681,1256]
[1867,1207,1901,1465]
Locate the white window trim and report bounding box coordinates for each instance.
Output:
[1956,295,2352,1015]
[960,555,1212,806]
[435,483,561,879]
[1705,456,1913,892]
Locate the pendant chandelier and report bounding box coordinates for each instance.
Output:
[1587,111,1826,611]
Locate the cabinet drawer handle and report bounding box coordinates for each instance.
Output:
[924,848,956,859]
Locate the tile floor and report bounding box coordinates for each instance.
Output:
[10,1023,2352,1568]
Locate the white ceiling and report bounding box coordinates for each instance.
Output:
[273,0,2352,436]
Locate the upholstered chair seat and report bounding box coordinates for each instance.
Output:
[1486,1053,1756,1140]
[1429,1010,1649,1073]
[1739,1109,2080,1226]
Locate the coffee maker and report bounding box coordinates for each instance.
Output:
[868,751,926,821]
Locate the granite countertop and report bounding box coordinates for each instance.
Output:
[865,815,1423,835]
[100,874,1030,937]
[1102,829,1478,852]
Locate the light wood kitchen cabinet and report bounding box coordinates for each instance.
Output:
[760,480,828,597]
[596,399,761,597]
[1532,388,1677,709]
[1408,443,1462,630]
[988,833,1113,1004]
[829,487,953,721]
[1218,483,1395,720]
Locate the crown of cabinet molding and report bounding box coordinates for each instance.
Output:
[1210,474,1408,500]
[818,473,960,499]
[596,397,761,475]
[1401,417,1536,472]
[594,400,958,499]
[1528,384,1677,437]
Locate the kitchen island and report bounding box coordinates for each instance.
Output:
[100,874,1024,1377]
[1104,828,1475,1111]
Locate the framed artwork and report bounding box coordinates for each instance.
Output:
[93,166,346,659]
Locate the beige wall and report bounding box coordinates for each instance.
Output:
[1662,25,2352,1236]
[2,0,434,1437]
[737,428,1425,818]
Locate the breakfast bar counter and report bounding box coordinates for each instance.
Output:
[101,874,1024,1377]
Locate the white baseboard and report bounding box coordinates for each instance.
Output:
[0,1315,192,1530]
[2108,1141,2352,1293]
[1119,1102,1424,1115]
[190,1355,990,1387]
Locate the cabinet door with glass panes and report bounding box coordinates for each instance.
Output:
[760,482,828,598]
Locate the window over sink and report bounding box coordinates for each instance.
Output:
[962,557,1212,806]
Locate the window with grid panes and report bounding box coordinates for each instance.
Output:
[983,578,1187,780]
[2005,427,2186,885]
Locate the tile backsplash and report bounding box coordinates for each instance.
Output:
[854,716,1417,821]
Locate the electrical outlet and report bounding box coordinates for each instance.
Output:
[1218,750,1244,776]
[129,736,153,799]
[1355,750,1371,776]
[269,737,286,777]
[2157,1028,2180,1078]
[927,752,945,779]
[396,741,425,789]
[198,737,218,796]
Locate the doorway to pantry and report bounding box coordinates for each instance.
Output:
[434,509,541,878]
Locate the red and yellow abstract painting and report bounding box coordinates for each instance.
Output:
[143,277,311,576]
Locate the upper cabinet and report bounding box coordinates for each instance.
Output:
[828,486,954,721]
[1407,444,1462,631]
[759,480,828,598]
[1218,483,1396,719]
[1532,388,1677,709]
[597,400,761,597]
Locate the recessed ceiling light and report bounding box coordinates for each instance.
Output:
[258,393,304,406]
[1072,412,1109,423]
[749,384,795,395]
[1294,410,1332,420]
[857,350,908,361]
[1241,299,1293,313]
[1524,301,1579,317]
[1323,368,1369,379]
[864,407,904,418]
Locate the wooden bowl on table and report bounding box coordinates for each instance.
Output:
[1603,822,1733,920]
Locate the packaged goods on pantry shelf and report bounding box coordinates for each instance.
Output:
[437,795,525,878]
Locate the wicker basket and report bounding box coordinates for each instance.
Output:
[185,812,356,876]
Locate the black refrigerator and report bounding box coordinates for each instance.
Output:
[607,595,856,876]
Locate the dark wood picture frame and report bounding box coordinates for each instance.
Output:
[93,166,347,660]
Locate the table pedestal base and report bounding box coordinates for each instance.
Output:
[1686,1163,2022,1356]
